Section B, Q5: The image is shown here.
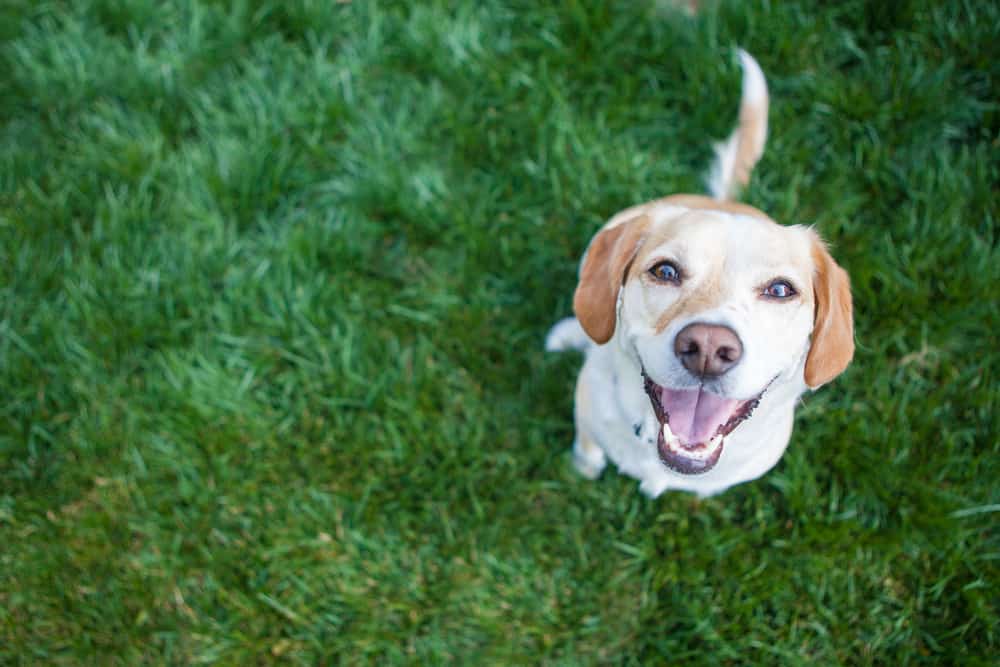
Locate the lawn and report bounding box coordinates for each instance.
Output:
[1,0,997,663]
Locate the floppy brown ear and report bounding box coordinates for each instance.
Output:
[805,236,855,387]
[573,216,648,344]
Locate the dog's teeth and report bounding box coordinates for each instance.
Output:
[662,422,678,443]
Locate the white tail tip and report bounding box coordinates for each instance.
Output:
[545,317,591,352]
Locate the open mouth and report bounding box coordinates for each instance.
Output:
[642,370,767,475]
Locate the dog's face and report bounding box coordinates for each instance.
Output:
[573,198,853,475]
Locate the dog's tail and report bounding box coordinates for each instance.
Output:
[545,317,592,353]
[706,50,769,201]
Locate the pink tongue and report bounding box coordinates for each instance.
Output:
[660,388,740,446]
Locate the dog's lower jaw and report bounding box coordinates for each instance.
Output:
[658,423,725,475]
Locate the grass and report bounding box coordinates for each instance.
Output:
[0,0,997,663]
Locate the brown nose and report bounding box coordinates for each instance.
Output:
[674,323,743,378]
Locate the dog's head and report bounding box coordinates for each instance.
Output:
[573,196,853,475]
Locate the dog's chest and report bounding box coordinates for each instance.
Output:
[585,361,662,477]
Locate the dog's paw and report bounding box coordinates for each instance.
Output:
[573,453,606,480]
[639,477,669,498]
[572,439,606,480]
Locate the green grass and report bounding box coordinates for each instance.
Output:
[1,0,997,663]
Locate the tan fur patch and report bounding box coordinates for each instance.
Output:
[804,237,855,387]
[652,274,727,334]
[733,106,766,189]
[573,215,651,344]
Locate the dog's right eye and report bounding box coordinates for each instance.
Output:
[649,261,682,284]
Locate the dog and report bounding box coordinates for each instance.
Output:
[545,51,854,498]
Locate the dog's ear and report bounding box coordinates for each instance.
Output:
[573,216,648,344]
[805,236,854,388]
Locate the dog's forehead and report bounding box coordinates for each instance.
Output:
[637,207,813,272]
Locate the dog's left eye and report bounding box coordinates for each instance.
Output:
[649,261,682,284]
[763,280,797,299]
